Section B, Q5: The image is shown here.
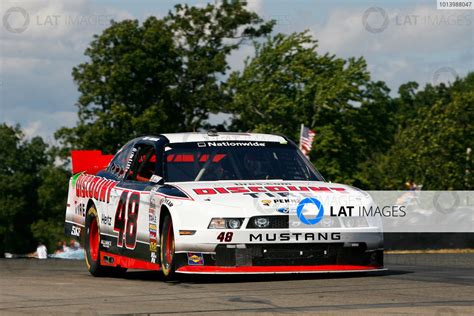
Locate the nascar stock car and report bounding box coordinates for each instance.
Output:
[65,132,384,280]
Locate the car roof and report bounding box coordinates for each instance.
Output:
[158,132,288,144]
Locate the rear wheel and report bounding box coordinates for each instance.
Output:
[160,215,176,281]
[85,205,126,277]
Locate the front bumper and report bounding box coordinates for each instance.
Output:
[174,242,384,274]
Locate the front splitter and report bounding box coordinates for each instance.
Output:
[176,265,386,274]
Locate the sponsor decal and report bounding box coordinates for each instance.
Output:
[71,225,81,237]
[143,136,159,142]
[151,252,157,263]
[249,232,341,242]
[149,207,158,254]
[101,214,112,226]
[75,174,118,203]
[207,141,265,147]
[150,175,163,183]
[273,198,300,204]
[74,202,86,217]
[101,240,112,248]
[149,240,157,252]
[193,185,346,197]
[163,198,174,208]
[125,147,138,172]
[261,199,272,207]
[149,213,156,222]
[149,194,157,209]
[187,252,204,265]
[277,207,290,214]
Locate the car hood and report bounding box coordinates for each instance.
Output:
[169,180,371,213]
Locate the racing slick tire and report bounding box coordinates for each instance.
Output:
[85,205,127,277]
[160,215,177,281]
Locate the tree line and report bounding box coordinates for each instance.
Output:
[1,1,472,255]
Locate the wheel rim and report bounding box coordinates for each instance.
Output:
[89,218,99,262]
[164,221,174,269]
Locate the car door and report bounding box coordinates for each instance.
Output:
[111,141,159,263]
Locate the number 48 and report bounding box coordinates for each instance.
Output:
[113,191,140,249]
[217,232,233,242]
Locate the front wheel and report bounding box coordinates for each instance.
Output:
[160,215,176,281]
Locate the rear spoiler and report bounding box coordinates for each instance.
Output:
[71,150,114,175]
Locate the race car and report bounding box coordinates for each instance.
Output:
[65,132,384,280]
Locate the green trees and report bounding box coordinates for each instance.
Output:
[226,32,369,139]
[56,1,274,154]
[366,74,474,190]
[32,166,70,251]
[0,124,45,254]
[224,29,472,189]
[0,124,69,256]
[225,32,395,184]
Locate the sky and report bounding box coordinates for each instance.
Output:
[0,0,472,142]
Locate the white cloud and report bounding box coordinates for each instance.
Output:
[227,43,254,72]
[4,106,77,141]
[313,6,472,55]
[245,0,264,15]
[22,120,42,138]
[1,0,132,60]
[310,5,473,91]
[0,0,133,141]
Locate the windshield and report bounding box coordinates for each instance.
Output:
[164,142,323,182]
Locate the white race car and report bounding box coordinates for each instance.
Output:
[65,132,384,280]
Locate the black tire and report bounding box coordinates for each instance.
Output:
[85,205,127,277]
[160,215,177,281]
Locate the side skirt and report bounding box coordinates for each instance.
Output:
[100,251,161,271]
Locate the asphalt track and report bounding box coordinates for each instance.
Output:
[0,254,473,315]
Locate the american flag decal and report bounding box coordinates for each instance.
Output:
[299,125,316,157]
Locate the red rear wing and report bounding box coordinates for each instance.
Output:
[71,150,114,175]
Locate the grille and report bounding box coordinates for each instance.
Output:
[246,216,289,229]
[246,215,341,229]
[214,243,357,266]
